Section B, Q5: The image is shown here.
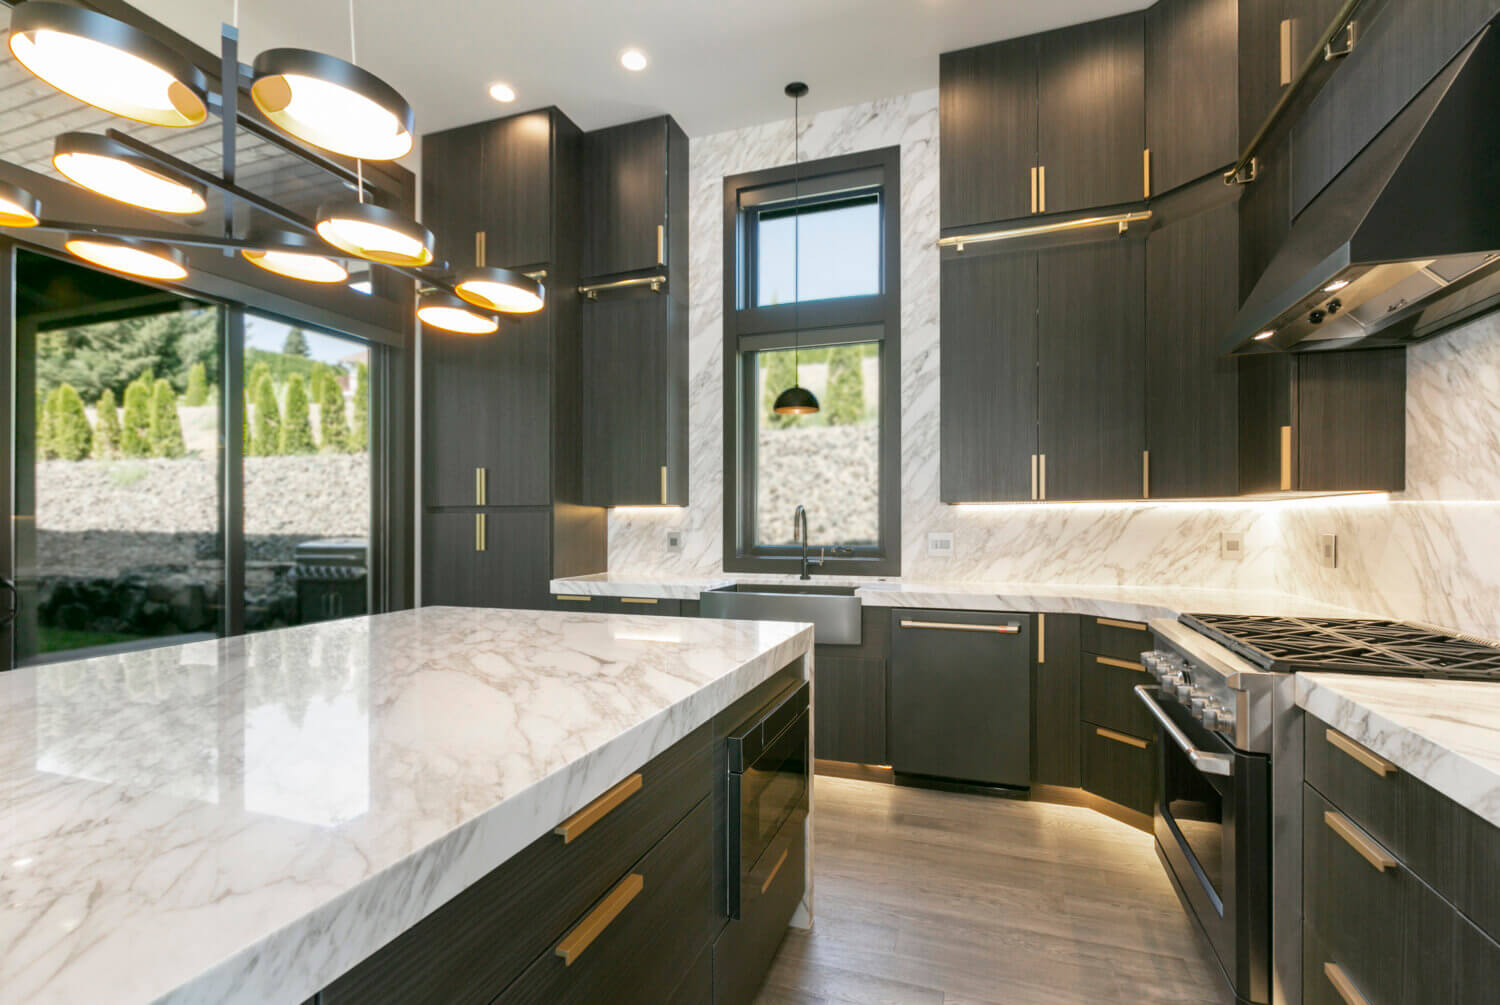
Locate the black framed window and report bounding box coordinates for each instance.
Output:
[723,147,901,575]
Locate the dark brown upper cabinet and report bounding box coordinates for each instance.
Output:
[1037,12,1147,215]
[582,116,688,280]
[939,35,1039,231]
[1146,0,1239,195]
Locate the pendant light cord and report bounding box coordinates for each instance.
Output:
[349,0,364,205]
[792,91,801,380]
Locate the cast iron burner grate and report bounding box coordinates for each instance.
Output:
[1180,614,1500,680]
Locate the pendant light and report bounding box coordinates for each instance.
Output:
[8,2,209,128]
[773,82,820,417]
[316,200,433,267]
[418,290,499,334]
[65,236,188,281]
[53,133,206,215]
[454,267,544,314]
[0,181,41,228]
[242,228,349,284]
[250,1,413,160]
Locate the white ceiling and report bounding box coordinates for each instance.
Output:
[134,0,1149,143]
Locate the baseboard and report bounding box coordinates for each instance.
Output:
[892,771,1030,800]
[814,759,894,784]
[1031,783,1153,833]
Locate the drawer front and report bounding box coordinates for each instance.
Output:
[666,945,713,1005]
[497,796,717,1005]
[1306,722,1404,858]
[714,811,807,1005]
[1079,615,1152,663]
[604,596,684,616]
[1081,722,1156,816]
[1080,655,1154,739]
[322,723,713,1005]
[554,593,602,610]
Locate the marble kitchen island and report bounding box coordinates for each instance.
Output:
[0,607,813,1005]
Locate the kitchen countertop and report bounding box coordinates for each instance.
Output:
[1296,673,1500,830]
[0,607,813,1005]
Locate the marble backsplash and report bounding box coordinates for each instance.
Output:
[605,90,1500,640]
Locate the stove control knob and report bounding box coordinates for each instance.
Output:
[1189,694,1210,716]
[1175,683,1193,702]
[1159,670,1185,689]
[1198,700,1220,726]
[1211,707,1236,732]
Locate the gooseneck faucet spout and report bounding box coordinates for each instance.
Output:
[793,505,817,580]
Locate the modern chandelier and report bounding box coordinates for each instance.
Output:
[0,0,537,335]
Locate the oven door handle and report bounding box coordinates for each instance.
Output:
[1133,685,1234,777]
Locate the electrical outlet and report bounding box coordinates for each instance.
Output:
[927,532,955,558]
[666,531,683,552]
[1219,532,1244,560]
[1319,533,1338,569]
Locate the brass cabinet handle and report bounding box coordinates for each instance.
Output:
[1095,617,1147,631]
[900,620,1020,634]
[1039,453,1047,500]
[554,872,644,966]
[1280,424,1293,490]
[1037,613,1046,664]
[1030,166,1038,214]
[1031,453,1039,500]
[1096,655,1147,673]
[475,466,487,506]
[1323,962,1370,1005]
[660,465,668,504]
[475,230,487,267]
[555,594,592,603]
[1326,729,1397,778]
[1096,726,1148,749]
[555,773,643,843]
[1324,810,1397,872]
[1142,449,1150,499]
[760,846,790,895]
[475,513,486,552]
[1038,164,1046,213]
[620,597,658,605]
[1279,19,1295,86]
[1142,148,1152,198]
[656,223,665,266]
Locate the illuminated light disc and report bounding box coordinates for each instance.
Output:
[251,49,414,161]
[620,49,648,71]
[65,238,187,281]
[53,149,205,214]
[242,248,349,284]
[1253,330,1275,341]
[418,292,499,335]
[1323,279,1351,293]
[489,82,516,102]
[0,182,40,227]
[315,203,432,267]
[455,272,544,314]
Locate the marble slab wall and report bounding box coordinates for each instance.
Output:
[605,90,1500,639]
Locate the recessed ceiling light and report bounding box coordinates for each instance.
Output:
[620,49,648,72]
[1253,329,1275,341]
[1323,279,1351,293]
[489,82,516,103]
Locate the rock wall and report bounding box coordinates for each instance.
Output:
[756,425,880,544]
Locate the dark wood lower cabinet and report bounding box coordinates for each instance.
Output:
[1033,613,1082,787]
[422,509,554,610]
[813,655,886,764]
[1081,722,1156,816]
[1080,655,1156,740]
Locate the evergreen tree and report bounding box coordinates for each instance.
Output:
[282,327,310,357]
[49,384,93,460]
[310,362,334,403]
[121,379,154,458]
[183,361,210,406]
[148,379,186,458]
[761,350,802,428]
[36,389,55,460]
[247,360,272,401]
[317,376,351,452]
[281,375,316,454]
[94,389,121,458]
[824,345,866,426]
[252,374,282,456]
[350,362,369,451]
[242,390,251,456]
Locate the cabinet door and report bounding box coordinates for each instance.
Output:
[480,110,554,270]
[1037,240,1146,501]
[813,655,886,765]
[1297,348,1405,492]
[1082,724,1156,816]
[1037,13,1146,214]
[1146,0,1239,194]
[939,37,1038,229]
[939,252,1038,502]
[1145,198,1239,498]
[421,509,552,610]
[1033,613,1081,788]
[421,125,487,267]
[421,313,551,508]
[583,117,670,278]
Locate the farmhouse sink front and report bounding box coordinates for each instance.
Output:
[699,583,862,645]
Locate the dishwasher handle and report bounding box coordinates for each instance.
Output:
[1133,685,1233,777]
[898,619,1020,634]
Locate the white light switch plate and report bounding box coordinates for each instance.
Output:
[1319,533,1338,569]
[927,532,955,558]
[1219,532,1244,560]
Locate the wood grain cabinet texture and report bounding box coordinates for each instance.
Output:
[939,35,1038,229]
[582,116,687,280]
[1146,0,1240,195]
[1032,613,1082,788]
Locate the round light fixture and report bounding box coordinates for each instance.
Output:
[1253,329,1276,341]
[8,2,209,128]
[315,201,433,267]
[251,48,414,161]
[488,82,516,103]
[454,266,544,314]
[620,48,648,72]
[65,236,188,281]
[52,132,206,214]
[0,180,41,227]
[773,384,820,416]
[418,290,499,334]
[242,229,349,284]
[1323,279,1351,293]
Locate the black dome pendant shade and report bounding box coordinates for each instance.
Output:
[773,81,819,417]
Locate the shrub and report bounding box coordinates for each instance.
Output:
[350,362,369,450]
[318,376,351,452]
[824,345,866,426]
[36,389,54,460]
[94,389,121,458]
[184,361,210,406]
[247,361,272,399]
[280,374,316,455]
[251,373,282,456]
[149,379,186,458]
[121,379,153,458]
[282,327,310,357]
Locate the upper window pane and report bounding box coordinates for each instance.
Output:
[755,194,880,307]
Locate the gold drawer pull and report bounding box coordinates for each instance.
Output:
[621,597,659,605]
[660,465,668,504]
[900,620,1020,634]
[475,466,487,506]
[1326,729,1397,778]
[1096,655,1146,673]
[760,846,789,895]
[554,774,643,844]
[554,872,644,966]
[1096,727,1148,749]
[1323,962,1370,1005]
[475,513,486,552]
[1095,617,1147,631]
[1324,810,1397,872]
[556,595,592,603]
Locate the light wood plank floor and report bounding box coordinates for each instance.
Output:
[757,777,1234,1005]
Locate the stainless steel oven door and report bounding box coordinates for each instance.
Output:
[1136,685,1271,1005]
[727,682,810,919]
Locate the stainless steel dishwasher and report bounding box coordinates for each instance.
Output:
[889,609,1032,788]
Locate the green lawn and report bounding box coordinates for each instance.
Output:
[39,627,148,654]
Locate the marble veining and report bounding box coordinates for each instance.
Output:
[0,608,812,1005]
[1296,672,1500,830]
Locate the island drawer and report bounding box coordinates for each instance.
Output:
[321,722,713,1005]
[495,796,717,1004]
[714,810,807,1005]
[1080,616,1152,663]
[1079,655,1153,740]
[1305,722,1406,857]
[1081,721,1156,817]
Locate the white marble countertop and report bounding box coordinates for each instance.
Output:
[1296,673,1500,830]
[0,607,813,1005]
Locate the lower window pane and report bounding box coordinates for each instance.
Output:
[754,343,881,548]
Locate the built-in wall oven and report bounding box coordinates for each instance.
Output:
[725,679,809,918]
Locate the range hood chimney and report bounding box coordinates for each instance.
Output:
[1225,20,1500,355]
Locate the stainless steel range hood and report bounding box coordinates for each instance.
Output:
[1225,21,1500,355]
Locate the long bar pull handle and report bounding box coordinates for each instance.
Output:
[555,595,592,603]
[1133,686,1234,775]
[1096,617,1147,631]
[475,513,486,552]
[936,211,1153,250]
[660,465,668,504]
[1279,18,1295,85]
[1098,655,1147,673]
[1142,148,1151,198]
[1037,613,1046,664]
[1326,729,1397,777]
[578,275,666,298]
[475,467,487,506]
[621,597,659,605]
[1142,449,1150,499]
[1030,167,1038,214]
[1324,810,1397,871]
[1039,453,1047,500]
[900,620,1021,634]
[1031,454,1039,500]
[656,223,665,266]
[475,230,487,267]
[555,773,643,843]
[1038,165,1046,213]
[1280,425,1293,490]
[1323,962,1371,1005]
[554,873,644,966]
[1096,726,1148,750]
